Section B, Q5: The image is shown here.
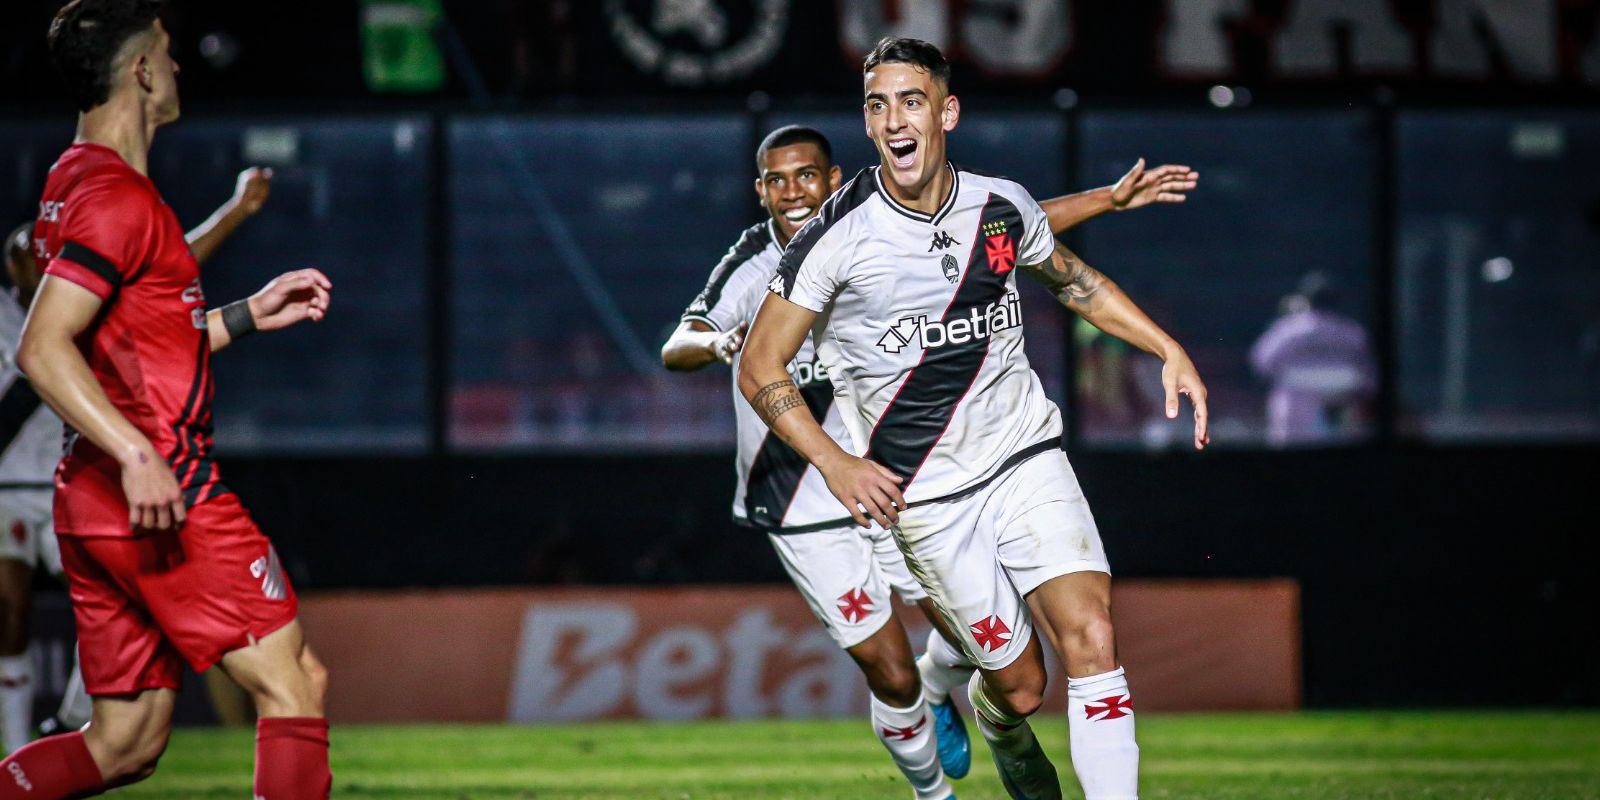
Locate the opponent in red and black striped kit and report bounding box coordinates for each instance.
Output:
[740,39,1212,800]
[0,4,334,798]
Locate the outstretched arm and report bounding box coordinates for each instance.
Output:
[186,167,272,265]
[17,277,186,530]
[206,268,332,353]
[1040,159,1198,234]
[737,294,904,528]
[1022,240,1210,449]
[661,319,748,371]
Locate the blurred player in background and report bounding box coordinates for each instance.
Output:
[0,2,332,797]
[740,38,1209,800]
[1249,271,1376,446]
[664,124,1194,800]
[0,168,270,753]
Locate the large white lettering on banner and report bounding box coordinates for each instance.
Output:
[839,0,1071,75]
[507,603,866,722]
[1161,0,1564,82]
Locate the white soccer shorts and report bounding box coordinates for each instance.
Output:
[768,522,928,650]
[892,449,1109,671]
[0,489,62,576]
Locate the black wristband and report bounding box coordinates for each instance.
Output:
[221,299,257,342]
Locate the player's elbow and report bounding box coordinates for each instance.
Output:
[660,339,698,372]
[14,332,47,381]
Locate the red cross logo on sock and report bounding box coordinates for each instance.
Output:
[881,715,927,741]
[969,614,1011,652]
[1084,694,1134,721]
[837,588,873,623]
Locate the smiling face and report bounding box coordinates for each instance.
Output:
[756,142,841,245]
[863,62,959,202]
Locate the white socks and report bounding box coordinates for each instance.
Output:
[871,694,950,800]
[917,628,976,705]
[0,651,34,754]
[1066,666,1140,799]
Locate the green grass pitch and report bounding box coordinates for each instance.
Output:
[117,711,1599,799]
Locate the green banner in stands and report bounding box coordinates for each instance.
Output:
[360,0,445,93]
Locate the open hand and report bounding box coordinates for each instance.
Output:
[1161,350,1210,450]
[247,269,332,332]
[820,454,906,529]
[1111,159,1199,211]
[232,167,273,216]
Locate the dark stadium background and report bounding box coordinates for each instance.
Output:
[1,0,1596,715]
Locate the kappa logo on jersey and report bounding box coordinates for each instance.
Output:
[37,200,62,222]
[983,220,1016,275]
[837,587,873,623]
[876,292,1022,354]
[1085,694,1134,721]
[970,614,1012,652]
[940,254,959,284]
[928,230,960,252]
[250,547,288,601]
[768,273,786,297]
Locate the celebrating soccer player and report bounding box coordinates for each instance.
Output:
[739,38,1209,800]
[668,120,1196,797]
[0,2,333,797]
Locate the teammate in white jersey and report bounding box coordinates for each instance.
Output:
[0,168,272,752]
[738,39,1209,800]
[667,124,1197,799]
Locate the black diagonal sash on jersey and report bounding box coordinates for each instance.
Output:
[0,379,44,456]
[743,378,835,528]
[865,193,1025,488]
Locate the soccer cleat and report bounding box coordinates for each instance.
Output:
[990,735,1063,800]
[929,698,972,779]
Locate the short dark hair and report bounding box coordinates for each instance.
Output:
[862,37,951,88]
[48,0,165,112]
[755,125,833,172]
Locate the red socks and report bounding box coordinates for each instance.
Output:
[0,731,105,799]
[254,717,331,800]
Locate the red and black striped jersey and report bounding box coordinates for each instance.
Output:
[35,143,227,536]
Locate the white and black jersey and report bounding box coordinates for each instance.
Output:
[683,221,853,531]
[773,164,1063,505]
[0,291,62,498]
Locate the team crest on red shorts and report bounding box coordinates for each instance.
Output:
[970,614,1012,651]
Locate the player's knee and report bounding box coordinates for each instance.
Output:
[1064,613,1116,663]
[1000,679,1046,718]
[867,658,923,708]
[301,651,329,708]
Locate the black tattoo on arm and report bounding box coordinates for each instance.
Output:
[1021,239,1113,314]
[752,379,805,427]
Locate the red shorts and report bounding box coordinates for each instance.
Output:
[58,493,299,696]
